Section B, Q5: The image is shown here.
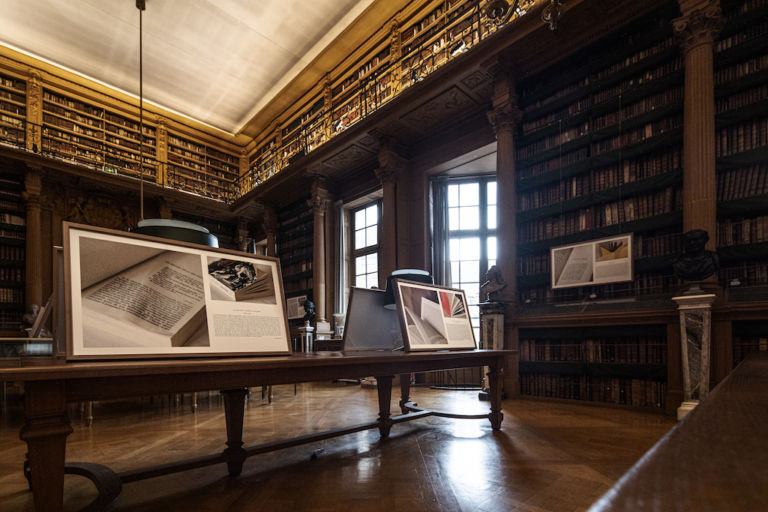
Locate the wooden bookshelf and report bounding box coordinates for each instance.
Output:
[731,320,768,367]
[715,0,768,295]
[41,89,158,181]
[277,198,314,301]
[0,172,24,335]
[515,5,685,306]
[519,325,668,411]
[0,71,26,149]
[166,133,239,202]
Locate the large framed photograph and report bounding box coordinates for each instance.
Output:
[551,234,633,289]
[393,279,476,352]
[64,222,291,360]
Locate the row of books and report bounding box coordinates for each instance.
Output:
[719,262,768,286]
[0,287,23,302]
[518,147,589,179]
[1,100,24,117]
[43,90,103,118]
[44,102,105,130]
[0,114,23,128]
[718,215,768,246]
[0,213,24,226]
[715,117,768,157]
[715,18,768,54]
[519,187,681,243]
[0,245,23,261]
[592,58,682,106]
[0,309,22,327]
[593,36,675,82]
[518,148,681,211]
[519,374,666,408]
[104,112,155,135]
[281,261,312,277]
[0,74,24,91]
[714,53,768,85]
[718,164,768,201]
[522,97,591,135]
[733,337,767,365]
[520,274,679,303]
[591,116,682,155]
[283,277,313,296]
[44,113,103,139]
[0,87,24,104]
[519,337,666,364]
[730,0,768,16]
[717,84,768,114]
[0,266,22,281]
[592,87,683,132]
[167,134,206,155]
[0,229,24,240]
[517,123,588,160]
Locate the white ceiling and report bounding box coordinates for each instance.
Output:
[0,0,376,134]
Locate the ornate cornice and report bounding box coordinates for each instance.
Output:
[673,3,725,53]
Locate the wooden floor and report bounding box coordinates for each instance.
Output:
[0,382,674,512]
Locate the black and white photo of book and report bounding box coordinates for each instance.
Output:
[207,257,277,304]
[79,237,208,349]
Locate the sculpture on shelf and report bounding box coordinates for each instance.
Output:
[303,299,316,324]
[480,265,507,302]
[673,229,719,283]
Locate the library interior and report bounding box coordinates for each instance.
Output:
[0,0,766,510]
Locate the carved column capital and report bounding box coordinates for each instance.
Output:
[488,71,521,136]
[22,168,42,205]
[673,3,724,53]
[375,138,407,184]
[487,104,521,137]
[309,177,332,215]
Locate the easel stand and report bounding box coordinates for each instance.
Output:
[672,292,716,419]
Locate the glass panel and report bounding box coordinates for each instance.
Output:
[488,259,496,268]
[459,238,480,260]
[469,304,480,320]
[487,205,497,230]
[448,184,459,206]
[487,181,497,205]
[487,237,497,260]
[459,260,478,283]
[366,253,378,273]
[459,182,479,206]
[355,209,365,228]
[459,206,479,230]
[448,207,459,231]
[365,204,378,227]
[366,226,377,246]
[449,238,460,259]
[355,229,366,250]
[450,261,460,283]
[356,274,367,287]
[366,273,377,289]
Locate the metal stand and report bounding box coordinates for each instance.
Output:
[672,292,716,419]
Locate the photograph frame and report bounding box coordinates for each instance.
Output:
[64,222,292,360]
[393,279,477,352]
[551,233,633,289]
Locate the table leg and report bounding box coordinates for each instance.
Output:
[221,388,248,477]
[487,361,504,430]
[376,375,394,439]
[398,373,411,414]
[19,380,73,512]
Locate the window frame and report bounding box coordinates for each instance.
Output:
[351,200,382,289]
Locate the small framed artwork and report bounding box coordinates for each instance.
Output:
[551,233,633,289]
[64,222,291,360]
[393,279,476,352]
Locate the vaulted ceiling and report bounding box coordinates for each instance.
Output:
[0,0,410,136]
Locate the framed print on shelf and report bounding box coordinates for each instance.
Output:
[393,279,476,352]
[64,222,291,360]
[551,233,633,289]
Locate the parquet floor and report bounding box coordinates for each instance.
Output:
[0,382,674,512]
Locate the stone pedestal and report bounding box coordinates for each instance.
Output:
[672,292,716,419]
[478,301,505,400]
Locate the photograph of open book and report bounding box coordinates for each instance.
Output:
[65,223,292,359]
[207,257,276,304]
[77,238,208,349]
[551,234,633,289]
[394,279,476,351]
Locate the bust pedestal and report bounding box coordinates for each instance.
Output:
[478,301,505,401]
[298,322,315,353]
[672,292,716,419]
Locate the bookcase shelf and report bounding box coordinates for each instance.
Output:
[0,171,24,335]
[715,0,768,294]
[0,71,26,148]
[277,198,313,301]
[518,325,668,410]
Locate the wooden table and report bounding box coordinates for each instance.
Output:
[0,349,508,512]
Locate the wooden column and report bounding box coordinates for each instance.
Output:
[487,70,521,396]
[262,205,278,257]
[673,1,724,249]
[23,168,43,310]
[310,178,331,323]
[236,217,249,253]
[375,138,407,288]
